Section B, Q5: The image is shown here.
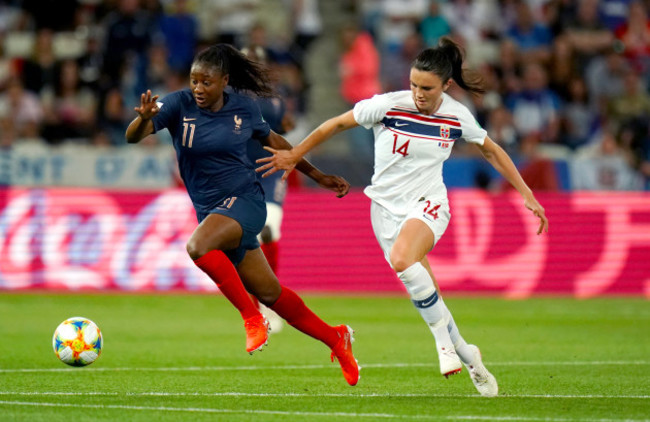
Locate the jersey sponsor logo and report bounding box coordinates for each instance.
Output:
[183,117,197,122]
[233,115,242,134]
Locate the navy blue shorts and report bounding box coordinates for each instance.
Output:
[197,195,267,266]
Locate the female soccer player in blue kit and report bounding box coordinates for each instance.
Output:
[125,44,360,386]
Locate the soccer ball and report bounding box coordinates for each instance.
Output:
[52,317,103,367]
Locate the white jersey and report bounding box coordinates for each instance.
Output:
[353,91,487,216]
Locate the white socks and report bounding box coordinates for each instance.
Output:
[441,303,474,365]
[397,262,454,352]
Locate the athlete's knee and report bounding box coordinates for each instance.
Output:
[390,250,416,273]
[251,283,282,306]
[186,237,211,261]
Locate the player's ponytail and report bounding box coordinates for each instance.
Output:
[412,37,485,96]
[193,44,274,97]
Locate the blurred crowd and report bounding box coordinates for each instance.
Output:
[0,0,649,190]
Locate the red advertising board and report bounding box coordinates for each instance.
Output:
[0,188,648,297]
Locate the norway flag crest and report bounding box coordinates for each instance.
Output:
[439,124,450,139]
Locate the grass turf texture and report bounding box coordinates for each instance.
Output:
[0,294,648,421]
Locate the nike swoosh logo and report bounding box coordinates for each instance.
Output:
[394,122,408,127]
[183,117,197,122]
[421,297,435,307]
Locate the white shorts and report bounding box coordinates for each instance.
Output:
[370,197,450,264]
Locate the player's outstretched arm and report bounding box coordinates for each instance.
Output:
[256,110,358,178]
[260,131,350,198]
[476,136,549,235]
[126,90,159,144]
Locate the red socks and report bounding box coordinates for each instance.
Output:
[194,251,339,349]
[193,250,260,320]
[270,286,339,348]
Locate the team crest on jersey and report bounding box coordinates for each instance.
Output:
[439,124,450,139]
[233,115,242,134]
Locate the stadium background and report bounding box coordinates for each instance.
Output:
[0,0,649,297]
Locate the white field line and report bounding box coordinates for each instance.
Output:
[0,391,648,400]
[0,360,648,374]
[0,400,648,422]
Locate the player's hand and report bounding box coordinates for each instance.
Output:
[317,175,350,198]
[524,196,548,235]
[256,147,299,181]
[134,90,160,120]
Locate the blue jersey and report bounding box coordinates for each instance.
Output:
[152,89,271,215]
[246,96,287,206]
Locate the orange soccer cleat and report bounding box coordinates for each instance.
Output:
[244,315,270,354]
[330,325,360,386]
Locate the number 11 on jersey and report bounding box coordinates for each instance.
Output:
[182,122,196,147]
[392,134,410,157]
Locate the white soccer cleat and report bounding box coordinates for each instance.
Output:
[439,346,462,377]
[465,344,498,397]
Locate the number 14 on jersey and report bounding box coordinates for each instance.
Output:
[392,134,410,157]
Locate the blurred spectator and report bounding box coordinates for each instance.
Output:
[419,1,451,47]
[561,76,600,150]
[159,0,198,72]
[613,0,650,74]
[99,86,129,145]
[339,22,381,105]
[212,0,260,47]
[288,0,323,63]
[486,105,518,155]
[571,128,644,190]
[339,21,381,165]
[20,28,58,95]
[505,62,561,152]
[505,0,553,64]
[146,43,171,94]
[440,0,503,47]
[606,68,650,131]
[0,2,21,33]
[41,59,97,143]
[600,0,633,31]
[0,77,44,140]
[584,47,629,113]
[492,38,523,97]
[102,0,157,95]
[376,0,428,54]
[563,0,615,69]
[381,32,422,92]
[76,30,105,92]
[0,31,17,92]
[547,35,577,99]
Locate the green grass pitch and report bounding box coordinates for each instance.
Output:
[0,293,648,421]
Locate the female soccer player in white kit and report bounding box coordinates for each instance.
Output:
[258,37,549,397]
